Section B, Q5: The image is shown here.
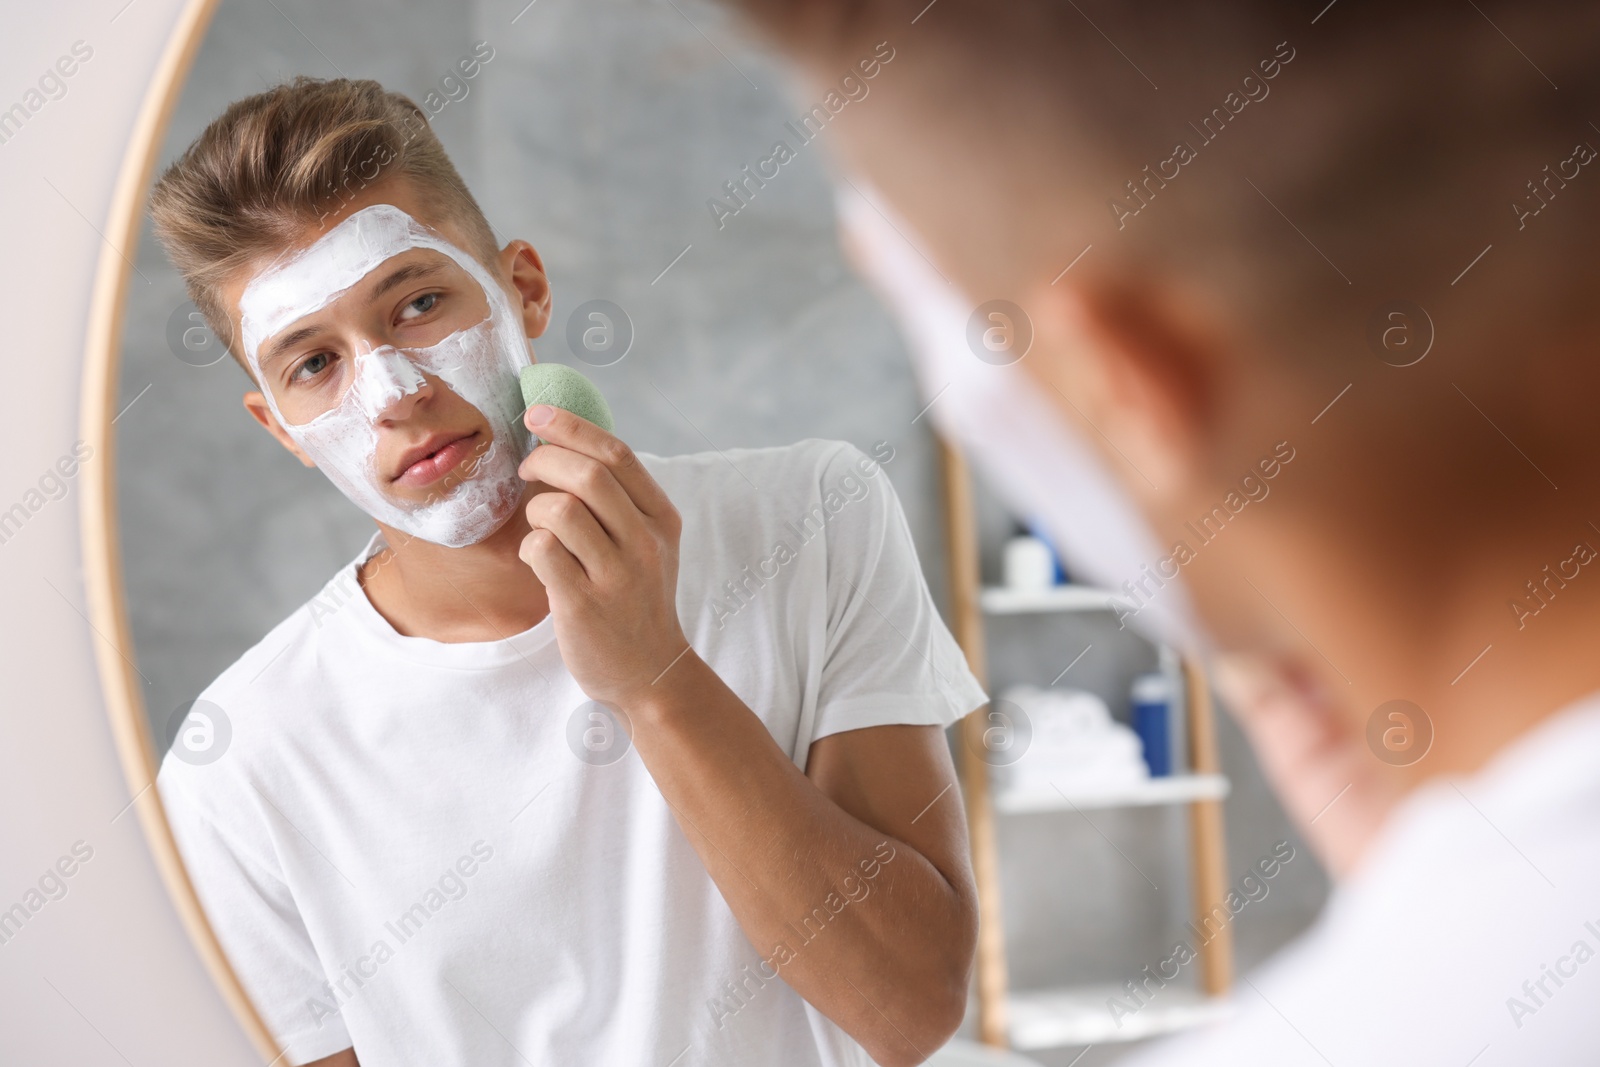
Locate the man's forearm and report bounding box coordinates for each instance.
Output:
[508,408,975,1061]
[624,650,973,1065]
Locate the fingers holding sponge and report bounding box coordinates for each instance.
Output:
[519,362,615,434]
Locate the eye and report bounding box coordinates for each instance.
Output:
[400,292,439,321]
[289,351,334,384]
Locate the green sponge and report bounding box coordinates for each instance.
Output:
[519,362,615,434]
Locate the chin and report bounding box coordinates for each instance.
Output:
[374,440,525,549]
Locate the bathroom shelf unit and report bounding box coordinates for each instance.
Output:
[936,436,1235,1052]
[1007,984,1233,1049]
[978,584,1126,615]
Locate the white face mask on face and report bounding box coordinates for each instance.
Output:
[239,204,532,548]
[834,183,1208,651]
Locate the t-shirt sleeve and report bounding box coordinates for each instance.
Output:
[157,760,354,1065]
[811,442,988,740]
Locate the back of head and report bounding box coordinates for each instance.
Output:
[727,0,1600,770]
[726,1,1600,364]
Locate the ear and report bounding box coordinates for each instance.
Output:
[1021,277,1219,497]
[242,392,316,468]
[497,240,553,341]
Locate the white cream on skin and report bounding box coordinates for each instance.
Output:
[238,204,532,548]
[834,183,1207,650]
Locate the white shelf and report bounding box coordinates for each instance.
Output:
[980,585,1125,615]
[992,773,1229,814]
[1008,983,1232,1049]
[928,1038,1051,1066]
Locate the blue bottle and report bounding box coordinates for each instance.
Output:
[1131,672,1173,777]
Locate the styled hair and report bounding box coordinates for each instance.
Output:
[149,76,499,370]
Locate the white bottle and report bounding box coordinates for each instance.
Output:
[1003,533,1057,592]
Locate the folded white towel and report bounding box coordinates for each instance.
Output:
[993,685,1149,793]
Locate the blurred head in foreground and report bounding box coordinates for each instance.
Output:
[727,0,1600,866]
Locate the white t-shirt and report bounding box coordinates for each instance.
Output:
[157,439,987,1067]
[1119,691,1600,1066]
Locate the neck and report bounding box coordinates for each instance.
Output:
[1245,507,1600,784]
[1410,552,1600,779]
[1232,367,1600,782]
[357,483,550,642]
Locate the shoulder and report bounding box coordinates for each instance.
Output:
[641,438,899,502]
[157,559,361,812]
[195,582,332,710]
[203,536,382,701]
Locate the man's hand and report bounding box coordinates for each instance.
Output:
[516,403,686,711]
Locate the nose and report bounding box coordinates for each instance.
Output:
[351,343,429,421]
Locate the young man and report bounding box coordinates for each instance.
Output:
[150,77,983,1067]
[722,1,1600,1063]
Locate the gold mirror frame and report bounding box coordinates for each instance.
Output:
[78,0,280,1059]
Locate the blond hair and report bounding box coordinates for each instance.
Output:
[149,76,499,370]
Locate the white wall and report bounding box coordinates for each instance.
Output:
[0,1,261,1062]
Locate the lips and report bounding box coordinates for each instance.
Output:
[391,431,482,488]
